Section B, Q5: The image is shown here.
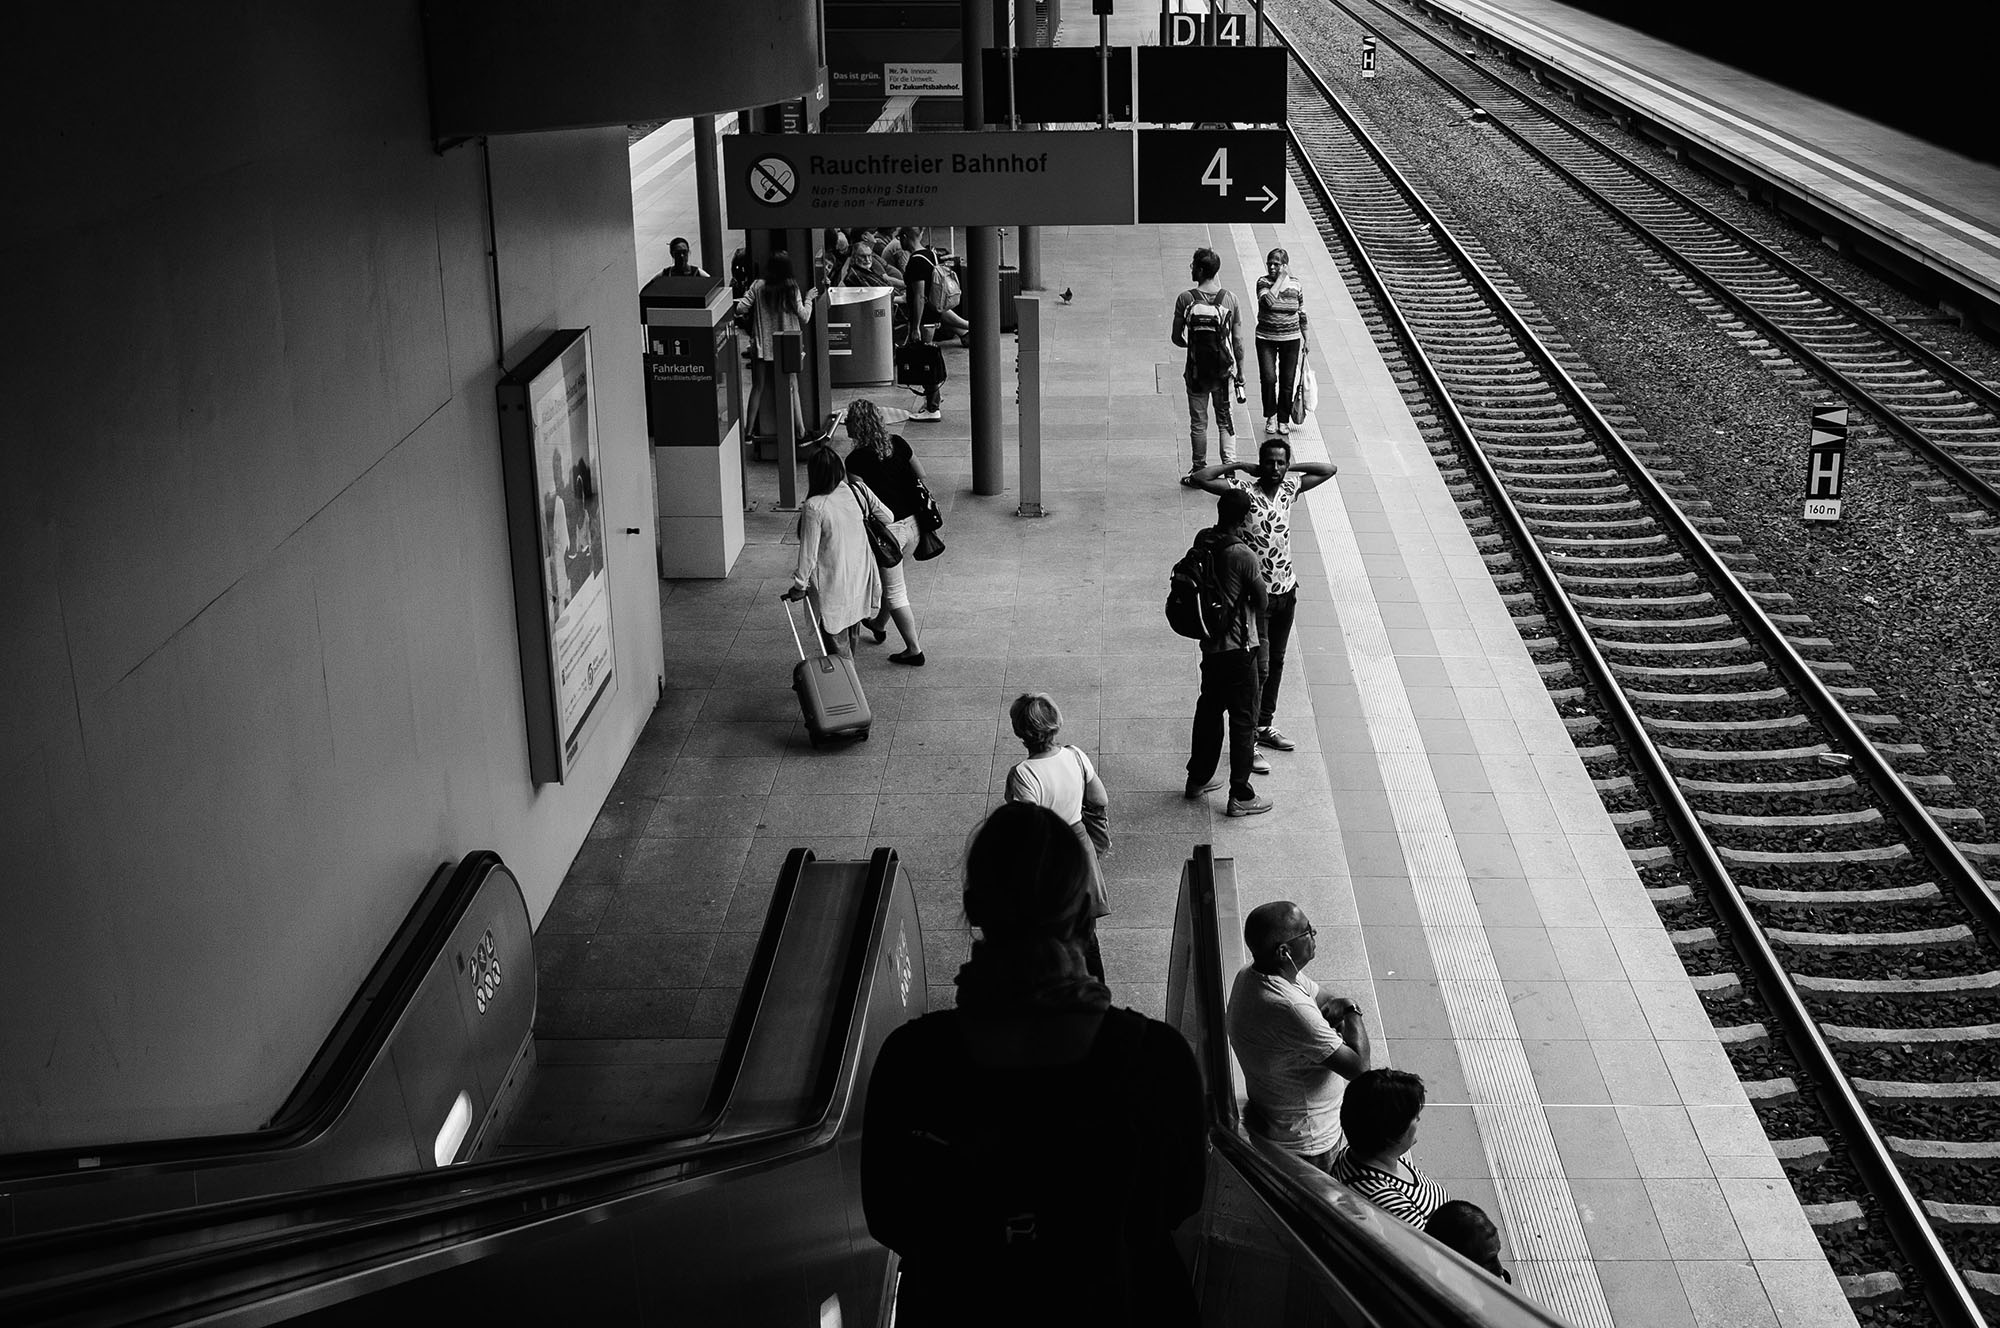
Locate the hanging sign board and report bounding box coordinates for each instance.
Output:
[1159,11,1248,45]
[1137,129,1286,222]
[724,130,1136,226]
[1802,405,1849,522]
[1136,47,1288,123]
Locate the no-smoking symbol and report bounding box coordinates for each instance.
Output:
[748,154,797,205]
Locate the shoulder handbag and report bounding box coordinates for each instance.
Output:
[1291,342,1315,425]
[1073,747,1111,855]
[913,527,945,561]
[849,481,903,568]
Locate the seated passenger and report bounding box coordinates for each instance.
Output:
[861,803,1203,1327]
[1331,1068,1449,1227]
[1425,1200,1512,1285]
[1226,901,1370,1172]
[848,240,903,290]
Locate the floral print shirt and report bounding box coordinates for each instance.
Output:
[1229,472,1304,595]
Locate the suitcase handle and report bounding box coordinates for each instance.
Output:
[783,594,829,662]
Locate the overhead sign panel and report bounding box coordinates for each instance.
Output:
[1137,129,1286,222]
[980,48,1133,123]
[724,131,1136,227]
[1159,12,1249,46]
[1136,47,1288,124]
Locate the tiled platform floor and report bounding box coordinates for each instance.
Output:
[522,26,1856,1322]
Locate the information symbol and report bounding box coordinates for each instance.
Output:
[749,155,797,205]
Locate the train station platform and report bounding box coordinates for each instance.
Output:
[1415,0,2000,324]
[532,21,1854,1328]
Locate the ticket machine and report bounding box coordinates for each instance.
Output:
[642,271,742,577]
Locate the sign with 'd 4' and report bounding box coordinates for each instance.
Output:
[1159,11,1249,45]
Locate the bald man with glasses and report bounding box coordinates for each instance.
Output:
[1225,900,1371,1172]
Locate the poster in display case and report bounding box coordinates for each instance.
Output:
[497,328,617,784]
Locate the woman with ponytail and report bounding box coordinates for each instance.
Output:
[861,804,1204,1327]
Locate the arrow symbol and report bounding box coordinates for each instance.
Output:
[1255,185,1279,213]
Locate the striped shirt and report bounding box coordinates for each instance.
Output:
[1255,275,1306,341]
[1330,1150,1449,1226]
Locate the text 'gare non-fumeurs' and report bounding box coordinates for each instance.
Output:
[805,151,1056,176]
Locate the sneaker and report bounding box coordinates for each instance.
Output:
[1276,420,1291,435]
[1184,774,1226,799]
[1251,750,1272,776]
[908,408,942,422]
[1257,725,1296,751]
[1227,794,1274,818]
[1264,416,1277,436]
[1181,464,1204,488]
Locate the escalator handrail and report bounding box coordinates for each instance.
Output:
[0,849,904,1321]
[0,852,505,1184]
[1183,848,1574,1328]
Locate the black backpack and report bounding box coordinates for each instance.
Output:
[1166,529,1245,641]
[1182,289,1235,386]
[901,1011,1151,1302]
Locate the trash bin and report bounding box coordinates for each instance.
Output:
[826,286,895,387]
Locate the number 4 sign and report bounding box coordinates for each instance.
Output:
[1136,130,1286,222]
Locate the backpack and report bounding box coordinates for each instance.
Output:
[1165,528,1245,641]
[927,251,963,313]
[1182,288,1234,386]
[895,1010,1151,1302]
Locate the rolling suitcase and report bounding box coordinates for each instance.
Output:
[786,597,872,747]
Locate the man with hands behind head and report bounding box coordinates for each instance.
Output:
[1189,437,1336,757]
[1226,900,1371,1173]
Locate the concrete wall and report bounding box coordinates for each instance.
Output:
[0,6,670,1150]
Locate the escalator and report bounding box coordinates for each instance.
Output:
[1,845,1569,1327]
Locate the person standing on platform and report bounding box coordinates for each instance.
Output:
[898,227,950,422]
[1183,489,1273,817]
[1188,437,1337,756]
[1331,1069,1449,1227]
[1171,246,1246,486]
[736,250,813,443]
[1253,247,1306,435]
[1226,900,1371,1173]
[665,236,707,278]
[1004,692,1112,978]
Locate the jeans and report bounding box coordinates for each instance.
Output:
[1186,382,1237,467]
[1257,338,1302,423]
[1258,588,1298,728]
[1188,648,1262,800]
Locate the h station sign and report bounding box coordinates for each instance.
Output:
[1801,405,1849,522]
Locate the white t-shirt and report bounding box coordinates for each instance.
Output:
[1226,967,1350,1156]
[1005,745,1097,825]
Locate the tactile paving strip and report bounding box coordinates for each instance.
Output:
[1229,222,1615,1326]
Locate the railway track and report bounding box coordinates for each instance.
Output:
[1267,19,2000,1326]
[1285,0,2000,532]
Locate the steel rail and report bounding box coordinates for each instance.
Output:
[1271,3,2000,945]
[1314,0,2000,519]
[1276,31,1991,1328]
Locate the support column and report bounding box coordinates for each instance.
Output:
[694,114,724,280]
[964,0,1003,495]
[1010,0,1043,291]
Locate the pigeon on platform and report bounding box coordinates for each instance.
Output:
[1060,287,1073,304]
